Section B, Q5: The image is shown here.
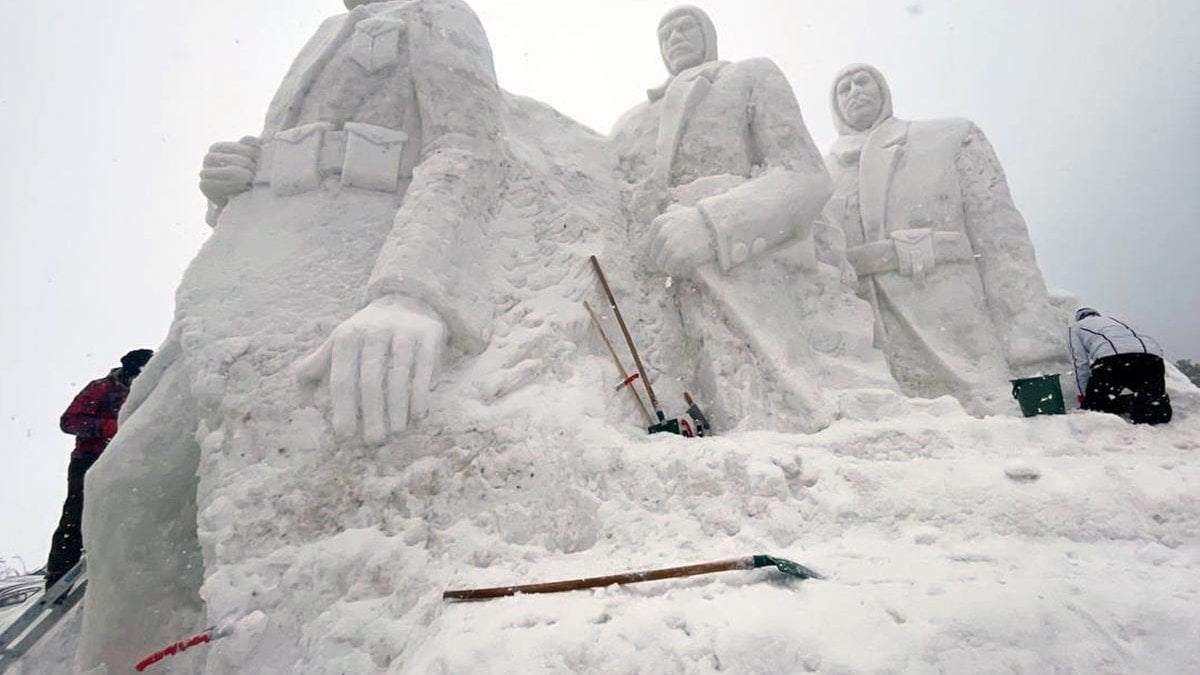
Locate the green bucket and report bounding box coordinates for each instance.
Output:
[1010,374,1066,417]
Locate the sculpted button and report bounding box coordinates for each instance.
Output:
[731,242,749,265]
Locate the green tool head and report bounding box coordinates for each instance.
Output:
[753,555,824,580]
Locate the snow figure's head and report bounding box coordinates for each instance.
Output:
[658,6,718,75]
[832,63,893,134]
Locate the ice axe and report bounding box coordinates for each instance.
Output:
[442,554,822,602]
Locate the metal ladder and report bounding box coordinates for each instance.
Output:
[0,558,87,673]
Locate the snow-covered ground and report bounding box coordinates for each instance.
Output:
[17,376,1198,674]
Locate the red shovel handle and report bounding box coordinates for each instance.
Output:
[135,628,217,672]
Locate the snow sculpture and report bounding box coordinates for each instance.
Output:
[611,6,895,432]
[77,1,590,670]
[823,64,1066,407]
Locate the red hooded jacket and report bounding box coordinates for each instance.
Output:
[60,369,129,459]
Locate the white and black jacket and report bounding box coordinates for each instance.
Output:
[1068,315,1163,392]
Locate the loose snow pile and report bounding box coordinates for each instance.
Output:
[22,372,1198,673]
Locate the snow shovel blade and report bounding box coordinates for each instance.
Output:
[752,555,823,580]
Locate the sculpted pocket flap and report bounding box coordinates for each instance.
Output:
[889,227,933,247]
[890,227,936,280]
[357,17,406,38]
[344,122,408,149]
[274,122,333,145]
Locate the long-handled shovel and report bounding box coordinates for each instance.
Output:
[443,555,821,602]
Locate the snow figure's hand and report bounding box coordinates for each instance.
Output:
[649,206,716,277]
[297,295,447,446]
[200,136,260,208]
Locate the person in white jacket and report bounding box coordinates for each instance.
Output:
[1068,307,1172,424]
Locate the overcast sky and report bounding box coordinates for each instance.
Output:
[1,0,1197,568]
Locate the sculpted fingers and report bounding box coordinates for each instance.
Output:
[359,331,390,446]
[200,165,255,204]
[409,320,447,422]
[387,334,417,436]
[208,140,260,159]
[203,152,257,171]
[648,218,668,262]
[329,331,361,441]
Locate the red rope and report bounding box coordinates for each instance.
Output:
[134,629,214,672]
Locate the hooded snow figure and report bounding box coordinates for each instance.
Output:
[823,64,1066,408]
[610,6,894,433]
[76,0,631,671]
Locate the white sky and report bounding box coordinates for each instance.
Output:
[1,0,1197,568]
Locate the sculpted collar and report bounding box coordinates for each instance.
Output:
[830,115,907,166]
[647,60,727,103]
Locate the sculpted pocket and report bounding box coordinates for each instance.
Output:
[271,123,332,196]
[342,123,408,192]
[351,18,405,73]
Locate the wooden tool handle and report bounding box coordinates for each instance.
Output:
[443,557,754,601]
[589,255,661,416]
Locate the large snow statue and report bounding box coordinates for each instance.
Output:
[611,6,895,433]
[823,64,1066,409]
[77,0,590,670]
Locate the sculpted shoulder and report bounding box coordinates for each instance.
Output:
[909,116,976,146]
[719,56,789,88]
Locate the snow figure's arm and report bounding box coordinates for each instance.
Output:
[298,0,502,447]
[698,58,832,272]
[955,122,1061,368]
[364,0,503,355]
[60,380,107,437]
[1068,325,1092,393]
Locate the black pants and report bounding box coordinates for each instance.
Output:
[1083,353,1173,425]
[45,453,99,588]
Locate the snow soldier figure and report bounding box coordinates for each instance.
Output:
[612,6,888,432]
[823,64,1065,408]
[78,0,506,670]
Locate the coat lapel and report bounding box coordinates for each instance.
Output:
[858,117,909,241]
[653,62,723,180]
[264,10,366,133]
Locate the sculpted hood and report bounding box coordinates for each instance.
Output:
[648,5,720,101]
[830,63,893,137]
[829,63,894,164]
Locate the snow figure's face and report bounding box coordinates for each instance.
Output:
[836,69,885,132]
[659,14,707,74]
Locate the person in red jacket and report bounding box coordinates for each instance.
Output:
[45,349,153,589]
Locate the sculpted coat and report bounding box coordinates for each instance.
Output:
[824,64,1065,406]
[611,6,893,433]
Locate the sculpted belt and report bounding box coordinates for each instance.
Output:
[846,229,974,284]
[254,121,410,195]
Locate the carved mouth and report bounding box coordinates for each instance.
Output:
[668,43,697,60]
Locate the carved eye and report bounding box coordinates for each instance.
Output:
[837,81,851,94]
